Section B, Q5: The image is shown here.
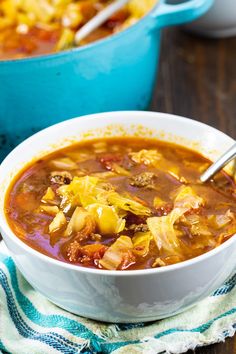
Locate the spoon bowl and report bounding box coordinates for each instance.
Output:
[75,0,130,44]
[200,142,236,182]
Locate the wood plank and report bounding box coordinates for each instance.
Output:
[151,26,236,354]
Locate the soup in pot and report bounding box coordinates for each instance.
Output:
[0,0,156,60]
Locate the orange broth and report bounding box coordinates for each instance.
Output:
[5,137,236,270]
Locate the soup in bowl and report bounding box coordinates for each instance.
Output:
[0,111,235,322]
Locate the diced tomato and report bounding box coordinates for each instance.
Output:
[155,203,173,217]
[98,153,122,170]
[119,250,136,270]
[67,241,107,264]
[83,244,107,259]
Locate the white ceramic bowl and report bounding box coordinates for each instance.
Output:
[186,0,236,38]
[0,111,236,323]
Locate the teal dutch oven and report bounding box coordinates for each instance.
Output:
[0,0,213,160]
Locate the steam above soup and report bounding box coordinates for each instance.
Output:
[5,137,236,270]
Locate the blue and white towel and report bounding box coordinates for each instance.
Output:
[0,242,235,354]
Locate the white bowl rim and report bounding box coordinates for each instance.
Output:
[0,110,235,277]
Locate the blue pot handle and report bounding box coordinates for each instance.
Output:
[151,0,214,28]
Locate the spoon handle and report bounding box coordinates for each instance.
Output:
[200,142,236,182]
[75,0,130,44]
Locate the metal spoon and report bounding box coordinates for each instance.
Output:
[75,0,130,45]
[200,142,236,183]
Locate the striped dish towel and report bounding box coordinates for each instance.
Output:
[0,242,235,354]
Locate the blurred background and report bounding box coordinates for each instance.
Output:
[152,11,236,137]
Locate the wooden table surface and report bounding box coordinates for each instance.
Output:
[151,27,236,354]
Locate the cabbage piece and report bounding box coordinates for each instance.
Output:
[128,0,156,17]
[208,210,234,229]
[147,208,186,255]
[107,191,151,216]
[153,196,165,209]
[132,232,152,257]
[40,205,59,216]
[91,171,116,179]
[167,166,187,183]
[68,176,100,206]
[173,185,204,209]
[215,214,232,228]
[57,176,101,212]
[190,233,216,250]
[50,157,77,170]
[58,176,150,217]
[99,236,133,270]
[118,0,156,31]
[112,163,131,176]
[181,214,200,225]
[65,150,92,163]
[41,187,55,203]
[56,28,74,51]
[183,160,210,173]
[57,184,74,213]
[216,219,236,246]
[86,204,125,235]
[19,0,55,23]
[1,0,17,23]
[64,207,95,237]
[190,223,211,237]
[152,257,166,267]
[92,141,107,153]
[129,149,162,166]
[148,186,205,255]
[0,16,14,30]
[152,255,182,268]
[181,213,212,237]
[62,3,83,28]
[49,211,67,233]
